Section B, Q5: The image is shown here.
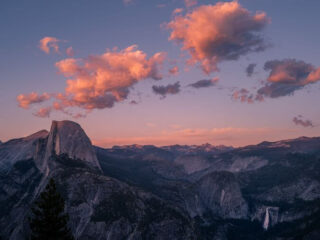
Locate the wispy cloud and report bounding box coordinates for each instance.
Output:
[33,107,52,118]
[246,63,257,77]
[293,115,314,128]
[188,77,219,89]
[123,0,134,6]
[39,37,60,54]
[232,88,264,104]
[66,47,75,57]
[152,82,181,98]
[17,92,51,109]
[184,0,197,8]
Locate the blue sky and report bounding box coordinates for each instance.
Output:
[1,0,320,147]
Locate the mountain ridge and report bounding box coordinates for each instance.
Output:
[1,120,320,240]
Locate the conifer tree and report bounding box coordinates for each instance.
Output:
[29,178,74,240]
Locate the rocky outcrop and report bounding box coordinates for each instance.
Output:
[0,130,48,173]
[184,171,248,219]
[43,120,101,172]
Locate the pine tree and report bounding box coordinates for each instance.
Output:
[29,178,74,240]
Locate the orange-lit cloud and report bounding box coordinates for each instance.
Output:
[18,45,166,117]
[92,127,297,147]
[39,37,60,54]
[258,59,320,98]
[17,92,51,109]
[167,1,270,74]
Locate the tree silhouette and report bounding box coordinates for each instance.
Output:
[29,178,74,240]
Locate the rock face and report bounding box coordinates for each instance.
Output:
[1,122,320,240]
[0,130,48,173]
[44,120,101,172]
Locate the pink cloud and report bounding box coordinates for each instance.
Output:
[17,92,51,109]
[173,8,184,15]
[33,107,52,118]
[18,45,166,117]
[169,66,179,75]
[258,59,320,98]
[167,1,270,74]
[39,37,60,54]
[66,47,75,57]
[232,88,264,104]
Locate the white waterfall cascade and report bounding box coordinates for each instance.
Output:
[263,207,270,230]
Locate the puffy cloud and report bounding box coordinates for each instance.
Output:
[152,82,180,98]
[167,1,270,74]
[246,63,257,77]
[258,59,320,98]
[66,47,75,57]
[293,115,314,128]
[18,45,166,117]
[232,88,264,104]
[169,66,179,75]
[39,37,60,54]
[189,77,219,88]
[33,107,52,118]
[17,92,51,109]
[184,0,197,8]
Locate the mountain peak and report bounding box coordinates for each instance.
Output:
[24,129,49,141]
[44,120,101,171]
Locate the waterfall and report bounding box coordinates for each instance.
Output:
[263,207,270,230]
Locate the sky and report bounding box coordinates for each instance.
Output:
[1,0,320,147]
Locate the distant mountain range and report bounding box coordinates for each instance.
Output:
[1,120,320,240]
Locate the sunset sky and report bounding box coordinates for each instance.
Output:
[1,0,320,147]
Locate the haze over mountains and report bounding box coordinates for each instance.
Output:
[1,120,320,240]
